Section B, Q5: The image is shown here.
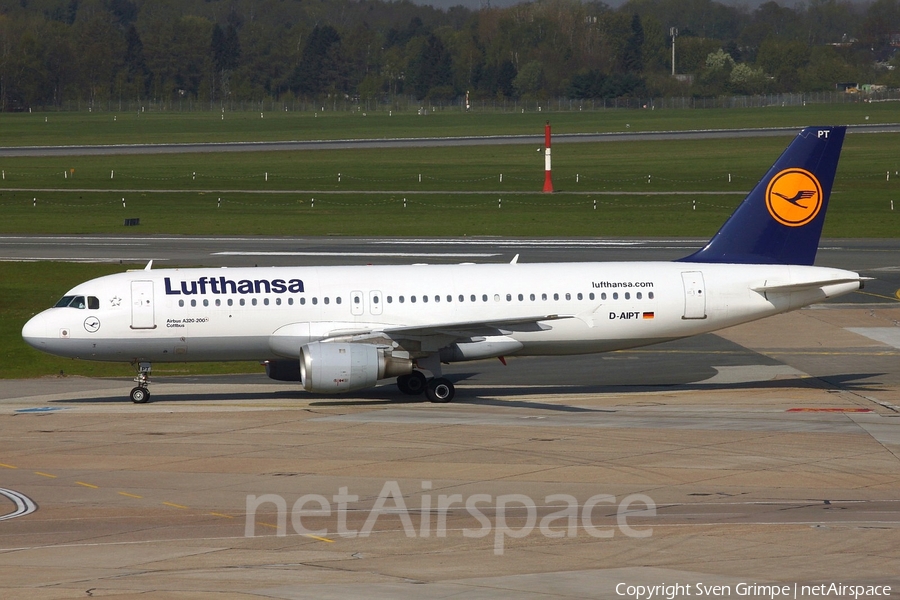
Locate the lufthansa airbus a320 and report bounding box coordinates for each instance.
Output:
[22,127,863,404]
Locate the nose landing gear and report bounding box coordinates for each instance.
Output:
[130,362,152,403]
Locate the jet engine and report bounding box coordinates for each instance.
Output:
[299,342,413,393]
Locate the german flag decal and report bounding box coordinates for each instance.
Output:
[642,312,655,319]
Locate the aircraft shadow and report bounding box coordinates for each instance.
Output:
[48,372,884,408]
[451,371,885,397]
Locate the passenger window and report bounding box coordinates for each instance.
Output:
[216,299,222,306]
[411,296,417,303]
[179,299,184,307]
[228,298,234,306]
[300,298,306,305]
[312,298,318,305]
[447,295,453,302]
[649,292,655,299]
[613,293,618,300]
[565,293,571,301]
[637,292,642,300]
[288,298,294,305]
[459,295,464,302]
[482,294,488,302]
[542,293,547,301]
[601,293,607,300]
[423,296,428,303]
[336,297,341,304]
[88,296,100,310]
[387,296,393,304]
[530,294,535,301]
[275,298,281,306]
[240,298,246,306]
[590,293,595,300]
[252,298,258,306]
[324,297,330,305]
[518,294,524,301]
[264,298,270,305]
[470,295,476,302]
[506,294,512,301]
[625,292,630,300]
[399,296,405,303]
[203,299,209,307]
[191,299,197,307]
[553,293,559,301]
[354,295,361,305]
[577,293,583,300]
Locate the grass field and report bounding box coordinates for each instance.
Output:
[2,104,898,379]
[1,134,897,237]
[2,101,898,146]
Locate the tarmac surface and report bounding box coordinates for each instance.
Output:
[2,234,899,303]
[2,237,900,598]
[2,123,899,157]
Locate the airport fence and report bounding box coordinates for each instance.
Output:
[41,90,900,114]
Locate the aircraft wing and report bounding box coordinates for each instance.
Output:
[383,314,571,337]
[324,314,571,341]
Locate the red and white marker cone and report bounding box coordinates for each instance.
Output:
[543,121,553,193]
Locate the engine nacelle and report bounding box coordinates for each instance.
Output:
[299,342,413,393]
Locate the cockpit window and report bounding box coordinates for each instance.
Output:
[88,296,99,310]
[54,295,86,309]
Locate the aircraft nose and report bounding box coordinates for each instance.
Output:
[22,312,50,350]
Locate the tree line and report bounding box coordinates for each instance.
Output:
[0,0,898,111]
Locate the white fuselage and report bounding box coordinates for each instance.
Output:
[22,261,860,365]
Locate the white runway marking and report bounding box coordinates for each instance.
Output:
[213,251,500,258]
[0,257,164,263]
[0,488,37,522]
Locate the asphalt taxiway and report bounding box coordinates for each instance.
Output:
[1,299,899,597]
[2,236,899,597]
[2,234,899,303]
[2,123,899,157]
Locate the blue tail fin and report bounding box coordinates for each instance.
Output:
[679,126,845,266]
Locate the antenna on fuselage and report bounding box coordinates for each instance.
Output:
[144,260,153,271]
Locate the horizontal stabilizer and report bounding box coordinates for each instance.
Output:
[752,277,869,293]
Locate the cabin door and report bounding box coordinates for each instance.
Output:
[681,271,707,320]
[131,280,156,329]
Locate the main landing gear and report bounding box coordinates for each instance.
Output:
[426,377,454,403]
[396,370,427,395]
[130,362,152,404]
[396,356,455,403]
[397,371,455,403]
